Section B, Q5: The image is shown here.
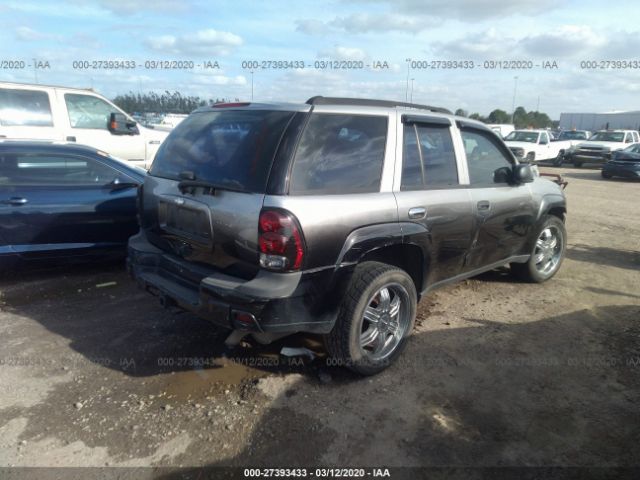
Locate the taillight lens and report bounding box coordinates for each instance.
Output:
[258,209,305,271]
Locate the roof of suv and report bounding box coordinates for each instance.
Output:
[191,96,496,130]
[196,96,452,114]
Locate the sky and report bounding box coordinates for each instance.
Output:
[1,0,639,119]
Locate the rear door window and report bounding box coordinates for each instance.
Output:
[402,123,458,190]
[0,88,53,126]
[290,113,387,195]
[150,109,295,193]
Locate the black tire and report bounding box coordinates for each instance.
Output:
[601,170,612,179]
[324,261,417,375]
[553,151,564,167]
[511,215,566,283]
[573,160,583,168]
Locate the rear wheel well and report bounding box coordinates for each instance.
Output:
[359,244,424,294]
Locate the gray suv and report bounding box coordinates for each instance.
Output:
[128,97,567,375]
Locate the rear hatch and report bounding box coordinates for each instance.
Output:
[141,106,300,280]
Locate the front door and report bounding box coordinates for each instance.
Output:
[59,92,146,164]
[459,127,536,271]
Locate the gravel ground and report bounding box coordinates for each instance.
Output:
[0,166,638,472]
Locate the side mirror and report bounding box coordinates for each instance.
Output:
[108,113,139,135]
[108,177,139,190]
[513,163,534,184]
[493,166,512,183]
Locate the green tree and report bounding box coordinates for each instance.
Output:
[488,109,510,124]
[112,91,215,114]
[454,108,468,117]
[469,112,486,121]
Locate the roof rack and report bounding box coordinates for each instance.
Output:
[306,96,451,114]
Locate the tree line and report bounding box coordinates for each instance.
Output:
[454,107,557,129]
[112,91,239,114]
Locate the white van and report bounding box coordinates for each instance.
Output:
[0,82,169,168]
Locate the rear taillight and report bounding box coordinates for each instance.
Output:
[258,209,305,271]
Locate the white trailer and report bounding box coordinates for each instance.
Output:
[559,111,640,131]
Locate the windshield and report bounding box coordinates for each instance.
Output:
[504,131,539,143]
[559,131,587,140]
[150,109,295,192]
[589,131,625,142]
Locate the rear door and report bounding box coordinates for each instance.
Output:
[459,126,536,270]
[143,108,298,278]
[0,150,139,256]
[0,87,61,141]
[394,115,474,286]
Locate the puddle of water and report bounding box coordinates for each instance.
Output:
[161,356,272,401]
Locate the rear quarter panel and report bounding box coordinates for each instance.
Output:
[264,193,399,269]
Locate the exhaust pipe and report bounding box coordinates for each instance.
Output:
[224,330,248,347]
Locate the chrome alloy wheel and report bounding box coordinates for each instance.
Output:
[534,225,563,275]
[359,283,412,361]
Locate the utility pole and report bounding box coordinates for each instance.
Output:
[511,76,519,123]
[410,78,415,103]
[250,71,254,101]
[405,59,411,102]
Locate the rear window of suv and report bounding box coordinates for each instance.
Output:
[150,109,295,193]
[289,113,387,195]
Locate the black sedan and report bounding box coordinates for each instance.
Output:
[0,141,145,266]
[602,143,640,180]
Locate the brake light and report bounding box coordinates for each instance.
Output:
[212,102,251,108]
[258,209,305,271]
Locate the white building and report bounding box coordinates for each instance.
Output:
[559,111,640,131]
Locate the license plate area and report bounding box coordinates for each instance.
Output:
[158,198,212,246]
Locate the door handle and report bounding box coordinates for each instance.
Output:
[66,136,76,142]
[408,207,426,219]
[3,197,29,206]
[477,200,491,211]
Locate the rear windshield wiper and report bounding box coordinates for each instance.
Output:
[176,171,247,194]
[178,179,224,194]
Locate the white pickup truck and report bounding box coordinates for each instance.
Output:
[504,129,565,163]
[0,82,169,168]
[570,130,640,167]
